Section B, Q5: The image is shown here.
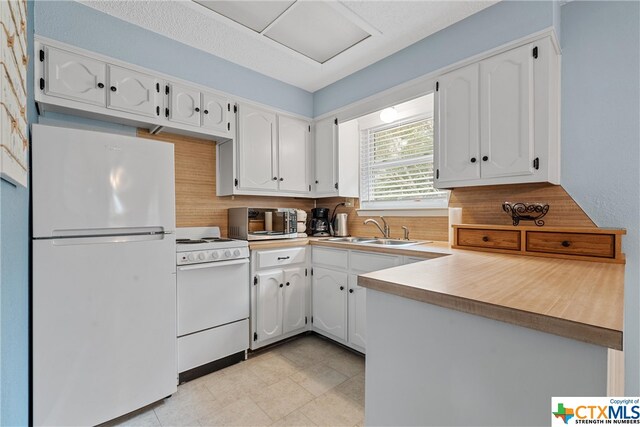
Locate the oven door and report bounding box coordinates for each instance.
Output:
[177,258,250,337]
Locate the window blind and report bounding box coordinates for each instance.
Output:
[360,117,447,205]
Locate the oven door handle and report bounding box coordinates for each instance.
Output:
[177,258,249,271]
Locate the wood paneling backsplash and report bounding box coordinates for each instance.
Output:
[449,183,595,227]
[137,130,314,236]
[138,130,594,240]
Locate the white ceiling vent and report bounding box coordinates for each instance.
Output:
[193,0,372,64]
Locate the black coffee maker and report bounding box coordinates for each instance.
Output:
[310,208,330,237]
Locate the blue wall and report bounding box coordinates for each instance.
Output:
[313,0,556,116]
[561,0,640,394]
[35,1,313,118]
[1,1,34,425]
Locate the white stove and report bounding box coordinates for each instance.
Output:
[175,227,249,383]
[176,227,249,265]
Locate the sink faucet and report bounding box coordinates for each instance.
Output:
[364,216,390,238]
[402,226,410,240]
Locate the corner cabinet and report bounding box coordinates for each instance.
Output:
[313,117,359,198]
[218,103,312,197]
[35,38,234,142]
[250,247,310,350]
[434,36,560,188]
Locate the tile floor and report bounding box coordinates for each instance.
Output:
[111,334,365,426]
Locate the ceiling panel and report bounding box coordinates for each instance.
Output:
[194,0,294,32]
[264,2,370,63]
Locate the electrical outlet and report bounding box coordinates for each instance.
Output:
[344,198,354,207]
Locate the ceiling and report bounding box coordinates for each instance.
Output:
[78,0,499,92]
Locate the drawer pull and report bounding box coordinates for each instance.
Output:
[482,236,489,242]
[339,286,344,291]
[277,256,290,260]
[561,241,571,248]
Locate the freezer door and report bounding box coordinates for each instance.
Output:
[33,235,177,427]
[31,124,175,237]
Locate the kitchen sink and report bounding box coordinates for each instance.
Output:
[326,237,376,243]
[369,239,422,246]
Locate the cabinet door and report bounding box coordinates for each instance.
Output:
[256,270,284,343]
[44,46,106,106]
[348,274,366,351]
[237,104,278,191]
[107,65,159,118]
[202,92,230,134]
[312,267,347,341]
[168,83,201,126]
[434,63,480,185]
[480,44,534,178]
[278,115,310,194]
[283,267,306,334]
[313,117,337,196]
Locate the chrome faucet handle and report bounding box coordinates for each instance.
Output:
[402,226,410,240]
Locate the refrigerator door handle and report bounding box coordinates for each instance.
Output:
[49,233,170,246]
[38,226,171,240]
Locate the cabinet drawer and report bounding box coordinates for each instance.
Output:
[350,251,400,274]
[257,247,306,269]
[312,247,348,270]
[526,232,615,258]
[457,228,521,251]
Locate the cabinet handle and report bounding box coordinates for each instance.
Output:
[286,282,290,287]
[482,156,489,161]
[349,289,354,294]
[279,177,284,181]
[204,110,209,114]
[470,157,477,163]
[195,107,200,112]
[110,86,117,92]
[97,83,104,89]
[482,236,489,242]
[277,256,290,260]
[561,241,571,247]
[273,177,278,181]
[315,180,319,184]
[339,286,344,291]
[279,283,284,288]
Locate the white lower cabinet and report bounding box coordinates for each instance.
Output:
[312,267,348,342]
[311,247,404,353]
[251,247,309,350]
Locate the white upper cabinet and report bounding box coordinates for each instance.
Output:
[435,62,480,185]
[202,92,230,135]
[237,104,278,191]
[278,115,310,194]
[168,83,201,127]
[480,43,534,179]
[313,117,338,196]
[36,39,235,141]
[434,36,560,188]
[107,65,159,118]
[44,46,106,106]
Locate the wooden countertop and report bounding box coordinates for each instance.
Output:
[358,243,624,350]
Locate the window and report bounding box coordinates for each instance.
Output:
[359,108,448,210]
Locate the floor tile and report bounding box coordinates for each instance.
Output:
[250,377,315,421]
[109,407,161,427]
[202,365,268,408]
[299,391,365,426]
[334,373,365,406]
[198,397,272,426]
[270,409,317,426]
[154,382,220,427]
[290,363,348,396]
[323,349,365,378]
[246,353,300,386]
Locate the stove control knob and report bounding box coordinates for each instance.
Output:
[198,253,206,261]
[233,249,241,257]
[224,250,232,258]
[187,253,196,261]
[211,251,219,260]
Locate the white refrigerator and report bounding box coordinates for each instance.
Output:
[32,124,177,426]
